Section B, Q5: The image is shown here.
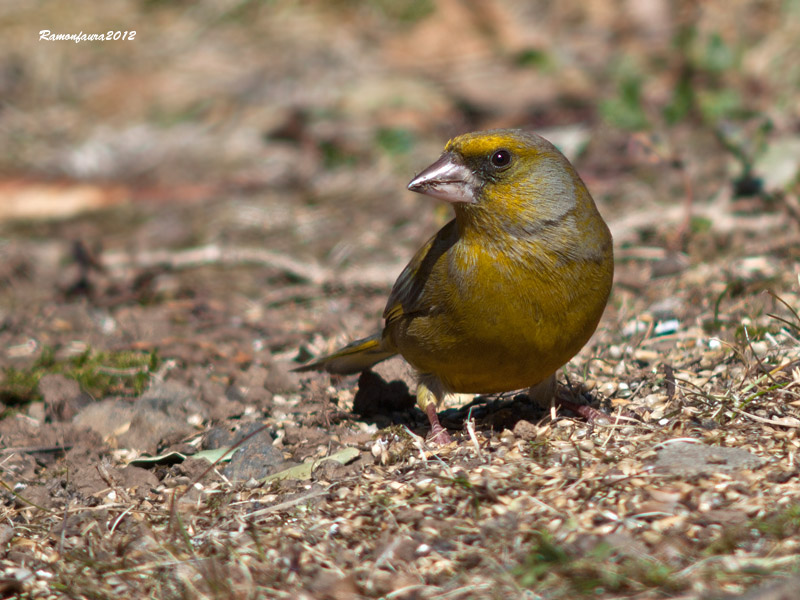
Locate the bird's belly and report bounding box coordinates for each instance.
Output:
[396,287,597,393]
[389,236,613,394]
[400,324,565,393]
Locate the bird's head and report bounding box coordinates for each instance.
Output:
[407,129,591,233]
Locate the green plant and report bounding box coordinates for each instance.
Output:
[0,347,159,406]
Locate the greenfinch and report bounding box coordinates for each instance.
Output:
[296,129,614,443]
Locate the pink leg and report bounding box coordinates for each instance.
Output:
[425,403,452,444]
[529,375,610,425]
[554,397,610,425]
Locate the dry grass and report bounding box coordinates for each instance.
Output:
[1,1,800,598]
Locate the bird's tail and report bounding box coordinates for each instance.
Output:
[293,333,396,375]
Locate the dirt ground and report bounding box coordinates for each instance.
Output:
[1,1,800,598]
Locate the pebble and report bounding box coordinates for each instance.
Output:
[642,393,663,407]
[500,429,515,444]
[415,543,431,556]
[599,382,617,396]
[634,349,660,362]
[512,419,538,441]
[654,319,680,336]
[622,319,649,338]
[371,439,387,458]
[649,297,683,320]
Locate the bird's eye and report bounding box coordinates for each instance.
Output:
[490,149,512,168]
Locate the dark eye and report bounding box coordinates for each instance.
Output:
[490,149,512,168]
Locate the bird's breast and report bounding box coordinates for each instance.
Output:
[393,233,611,393]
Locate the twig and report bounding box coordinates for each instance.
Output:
[601,406,624,450]
[465,407,482,457]
[102,244,329,285]
[652,438,702,450]
[402,426,430,465]
[402,426,453,477]
[101,243,402,288]
[0,445,72,454]
[246,488,330,519]
[729,406,800,428]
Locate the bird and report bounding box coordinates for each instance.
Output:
[295,129,614,443]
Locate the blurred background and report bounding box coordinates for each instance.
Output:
[2,4,800,594]
[0,0,799,352]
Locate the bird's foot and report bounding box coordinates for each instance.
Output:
[425,403,452,444]
[555,397,611,426]
[528,377,611,426]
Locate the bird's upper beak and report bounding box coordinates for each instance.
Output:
[407,153,477,204]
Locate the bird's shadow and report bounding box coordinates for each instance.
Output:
[351,369,603,437]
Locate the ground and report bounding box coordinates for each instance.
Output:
[1,1,800,598]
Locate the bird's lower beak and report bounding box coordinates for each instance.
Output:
[407,153,477,204]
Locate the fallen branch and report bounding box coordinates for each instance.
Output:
[101,243,402,288]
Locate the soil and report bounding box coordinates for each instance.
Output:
[1,1,800,598]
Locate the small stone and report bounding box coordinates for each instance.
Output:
[500,428,515,443]
[622,319,649,338]
[633,349,660,362]
[599,382,617,397]
[642,393,662,407]
[655,441,765,476]
[371,439,386,458]
[654,319,680,336]
[649,297,683,320]
[512,419,538,441]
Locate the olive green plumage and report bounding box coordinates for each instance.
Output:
[297,129,614,443]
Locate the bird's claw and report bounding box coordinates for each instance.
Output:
[425,403,452,444]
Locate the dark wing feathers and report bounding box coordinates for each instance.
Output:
[383,219,459,326]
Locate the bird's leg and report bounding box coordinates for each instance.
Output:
[417,382,451,444]
[528,373,610,425]
[527,374,557,406]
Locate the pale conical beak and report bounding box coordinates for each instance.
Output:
[407,153,477,204]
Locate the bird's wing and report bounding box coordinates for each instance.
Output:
[383,219,458,326]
